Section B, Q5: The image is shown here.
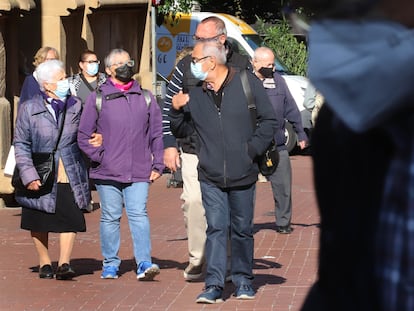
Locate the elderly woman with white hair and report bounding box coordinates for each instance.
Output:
[14,59,97,280]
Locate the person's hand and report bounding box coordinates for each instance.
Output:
[172,91,190,110]
[298,140,307,150]
[89,133,102,147]
[164,147,180,172]
[149,171,161,183]
[27,180,41,191]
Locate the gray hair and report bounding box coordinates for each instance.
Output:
[199,41,227,65]
[35,59,65,91]
[104,48,130,68]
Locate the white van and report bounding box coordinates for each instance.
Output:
[155,12,310,152]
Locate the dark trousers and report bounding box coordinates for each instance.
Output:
[200,181,255,288]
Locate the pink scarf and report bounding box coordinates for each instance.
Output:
[110,78,134,91]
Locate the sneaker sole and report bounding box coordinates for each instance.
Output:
[183,271,202,281]
[137,266,160,281]
[236,294,255,300]
[195,297,224,304]
[101,274,118,279]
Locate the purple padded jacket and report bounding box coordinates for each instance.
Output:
[77,79,164,183]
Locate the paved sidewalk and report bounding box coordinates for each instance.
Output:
[0,155,319,311]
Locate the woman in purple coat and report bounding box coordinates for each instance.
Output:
[14,60,97,280]
[78,48,164,281]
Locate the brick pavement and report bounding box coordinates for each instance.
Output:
[0,155,319,311]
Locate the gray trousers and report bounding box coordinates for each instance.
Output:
[268,149,292,227]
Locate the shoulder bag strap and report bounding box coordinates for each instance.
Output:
[53,106,66,153]
[79,73,96,92]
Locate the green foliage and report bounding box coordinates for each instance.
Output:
[256,18,307,76]
[157,0,193,15]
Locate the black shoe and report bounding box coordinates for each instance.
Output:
[276,225,293,234]
[39,264,54,279]
[56,263,76,280]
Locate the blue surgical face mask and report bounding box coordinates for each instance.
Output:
[54,78,70,100]
[308,20,414,132]
[190,62,208,81]
[86,62,99,76]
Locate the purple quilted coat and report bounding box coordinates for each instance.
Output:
[13,94,90,213]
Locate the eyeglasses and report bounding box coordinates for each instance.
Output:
[83,60,100,64]
[192,34,223,42]
[191,56,211,64]
[111,59,135,67]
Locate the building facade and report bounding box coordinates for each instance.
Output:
[0,0,153,200]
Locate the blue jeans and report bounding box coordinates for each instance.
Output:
[95,180,151,268]
[200,181,255,288]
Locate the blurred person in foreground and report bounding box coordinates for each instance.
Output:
[170,40,277,303]
[288,0,414,310]
[251,46,308,234]
[78,48,164,281]
[14,60,94,280]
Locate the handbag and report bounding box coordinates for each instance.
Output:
[12,107,66,196]
[240,70,279,176]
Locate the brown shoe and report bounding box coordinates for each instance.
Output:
[183,263,203,281]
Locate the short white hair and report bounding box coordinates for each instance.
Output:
[195,41,227,65]
[35,60,65,91]
[104,48,130,68]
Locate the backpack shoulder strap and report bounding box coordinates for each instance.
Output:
[95,88,102,113]
[142,89,151,108]
[239,70,257,129]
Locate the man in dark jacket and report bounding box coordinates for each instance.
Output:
[170,40,277,303]
[252,47,308,234]
[163,16,251,281]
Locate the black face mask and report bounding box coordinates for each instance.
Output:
[115,64,134,82]
[258,67,274,79]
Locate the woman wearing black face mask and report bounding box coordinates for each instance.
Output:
[78,48,164,281]
[115,62,135,83]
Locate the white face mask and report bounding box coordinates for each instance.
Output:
[308,20,414,132]
[190,62,208,81]
[54,78,70,100]
[86,62,99,76]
